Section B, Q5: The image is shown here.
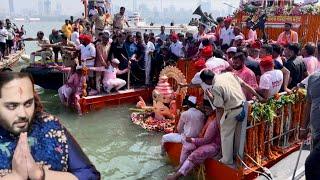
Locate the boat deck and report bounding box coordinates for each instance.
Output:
[79,87,153,114]
[0,49,25,69]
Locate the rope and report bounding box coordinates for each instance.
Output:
[196,164,206,180]
[237,155,273,180]
[243,154,274,180]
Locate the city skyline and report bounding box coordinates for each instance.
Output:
[1,0,240,16]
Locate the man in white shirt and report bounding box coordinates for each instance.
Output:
[102,58,130,93]
[169,34,185,59]
[71,27,80,46]
[77,34,96,69]
[161,96,205,155]
[182,49,231,103]
[145,37,155,85]
[220,17,234,50]
[24,31,53,65]
[0,21,8,59]
[258,56,283,99]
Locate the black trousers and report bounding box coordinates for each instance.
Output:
[305,138,320,180]
[0,42,5,58]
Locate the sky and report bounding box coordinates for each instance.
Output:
[0,0,241,15]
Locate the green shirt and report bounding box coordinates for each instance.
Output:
[49,34,62,44]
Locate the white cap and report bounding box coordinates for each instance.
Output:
[226,47,237,53]
[103,30,111,36]
[111,58,120,64]
[235,35,244,41]
[188,96,197,105]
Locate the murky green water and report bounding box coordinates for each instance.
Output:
[38,89,172,179]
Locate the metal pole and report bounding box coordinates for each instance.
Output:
[291,141,305,180]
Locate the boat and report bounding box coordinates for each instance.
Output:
[29,18,41,22]
[20,66,65,90]
[127,12,147,27]
[164,89,307,179]
[14,18,26,22]
[79,87,154,114]
[0,49,25,69]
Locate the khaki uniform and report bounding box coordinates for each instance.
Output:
[210,72,246,165]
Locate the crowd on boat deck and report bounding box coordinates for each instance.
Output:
[0,19,25,61]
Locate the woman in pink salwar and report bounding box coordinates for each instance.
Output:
[167,102,221,180]
[58,65,82,109]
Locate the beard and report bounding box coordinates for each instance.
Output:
[0,112,35,135]
[233,65,242,71]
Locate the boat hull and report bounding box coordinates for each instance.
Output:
[20,67,64,90]
[0,49,25,69]
[79,88,153,114]
[164,142,242,180]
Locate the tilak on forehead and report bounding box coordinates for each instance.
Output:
[18,87,23,96]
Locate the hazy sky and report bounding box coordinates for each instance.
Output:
[1,0,241,15]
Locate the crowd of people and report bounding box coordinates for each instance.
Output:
[156,17,319,180]
[0,19,25,61]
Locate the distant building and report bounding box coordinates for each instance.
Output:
[44,0,52,15]
[8,0,14,16]
[38,0,44,15]
[55,2,62,16]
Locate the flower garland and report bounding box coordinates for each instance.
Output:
[251,89,306,123]
[239,4,320,16]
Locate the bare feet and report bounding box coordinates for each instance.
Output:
[166,172,182,180]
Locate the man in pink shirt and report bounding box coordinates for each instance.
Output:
[277,23,298,46]
[233,52,258,100]
[302,42,318,75]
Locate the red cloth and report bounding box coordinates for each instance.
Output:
[171,33,178,41]
[224,17,233,23]
[251,41,262,49]
[194,58,206,71]
[201,45,213,58]
[79,34,92,44]
[260,55,274,69]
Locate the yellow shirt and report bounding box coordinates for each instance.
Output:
[61,24,72,39]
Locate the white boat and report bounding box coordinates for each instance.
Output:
[14,18,25,21]
[128,12,147,27]
[29,18,41,22]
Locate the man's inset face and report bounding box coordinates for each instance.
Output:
[0,77,35,135]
